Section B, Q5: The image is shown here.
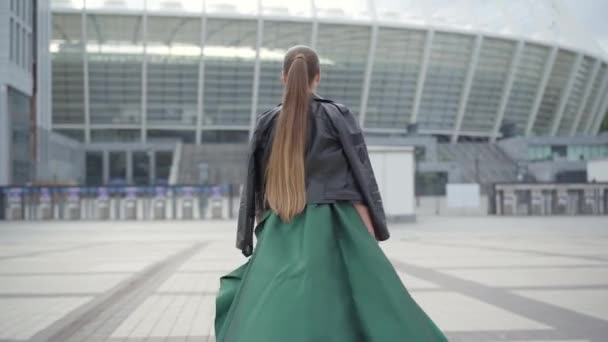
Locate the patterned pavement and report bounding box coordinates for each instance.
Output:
[0,216,607,342]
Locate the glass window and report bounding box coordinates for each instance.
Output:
[133,151,151,185]
[23,0,28,22]
[21,26,27,68]
[316,24,371,115]
[551,145,567,160]
[146,16,201,126]
[532,49,576,135]
[418,32,475,131]
[414,146,426,162]
[54,129,85,142]
[52,13,85,124]
[9,18,14,63]
[503,43,550,136]
[147,130,195,143]
[28,0,33,27]
[366,28,426,129]
[154,151,173,185]
[203,19,257,127]
[86,151,104,185]
[415,172,447,196]
[27,32,32,70]
[258,21,313,114]
[462,38,516,134]
[87,14,144,124]
[16,24,21,66]
[109,151,127,185]
[201,130,250,143]
[91,129,140,142]
[8,87,33,185]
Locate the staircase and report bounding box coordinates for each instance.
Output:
[437,143,519,187]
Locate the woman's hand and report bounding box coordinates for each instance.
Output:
[353,203,376,240]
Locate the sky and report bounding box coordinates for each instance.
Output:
[562,0,608,53]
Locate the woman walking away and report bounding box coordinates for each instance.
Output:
[214,45,448,342]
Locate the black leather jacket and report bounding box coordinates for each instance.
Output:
[236,93,388,256]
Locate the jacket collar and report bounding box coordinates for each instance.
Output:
[277,92,327,106]
[311,92,324,101]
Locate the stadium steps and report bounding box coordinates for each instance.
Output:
[436,143,519,186]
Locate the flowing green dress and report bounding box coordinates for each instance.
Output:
[215,203,448,341]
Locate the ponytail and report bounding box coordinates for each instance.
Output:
[265,47,319,222]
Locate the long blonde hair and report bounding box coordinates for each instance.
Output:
[265,46,320,222]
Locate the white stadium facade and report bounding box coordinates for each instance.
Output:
[49,0,608,143]
[2,0,608,190]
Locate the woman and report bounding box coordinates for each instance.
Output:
[215,45,448,341]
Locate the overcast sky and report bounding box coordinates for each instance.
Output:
[562,0,608,53]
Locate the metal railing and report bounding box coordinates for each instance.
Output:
[0,184,240,221]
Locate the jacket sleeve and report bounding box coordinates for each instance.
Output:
[327,103,389,241]
[236,125,262,257]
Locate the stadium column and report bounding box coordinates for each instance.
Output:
[102,150,110,185]
[196,5,207,145]
[141,0,149,143]
[491,40,524,142]
[249,0,263,141]
[451,34,482,143]
[0,86,7,185]
[591,87,608,135]
[525,46,558,137]
[585,71,608,134]
[126,151,133,184]
[310,0,318,49]
[358,11,378,128]
[571,59,601,135]
[82,0,91,143]
[410,29,434,125]
[550,53,582,136]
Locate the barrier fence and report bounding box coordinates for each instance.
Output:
[0,185,240,221]
[492,182,608,216]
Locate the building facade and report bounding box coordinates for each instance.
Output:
[1,0,39,185]
[44,0,608,186]
[50,0,608,144]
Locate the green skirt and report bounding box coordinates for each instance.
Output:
[215,204,447,342]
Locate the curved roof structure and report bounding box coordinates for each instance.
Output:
[52,0,607,58]
[373,0,606,59]
[50,0,608,140]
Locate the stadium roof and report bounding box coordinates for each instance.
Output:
[52,0,607,59]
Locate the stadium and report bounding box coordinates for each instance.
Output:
[2,0,608,216]
[48,0,608,141]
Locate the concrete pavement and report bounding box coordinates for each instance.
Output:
[0,216,607,341]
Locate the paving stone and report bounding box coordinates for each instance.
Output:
[0,217,606,342]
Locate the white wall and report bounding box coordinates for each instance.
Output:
[368,146,415,220]
[588,159,608,182]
